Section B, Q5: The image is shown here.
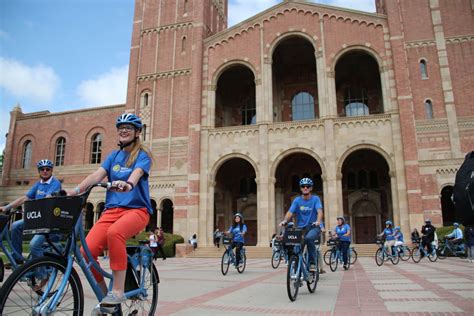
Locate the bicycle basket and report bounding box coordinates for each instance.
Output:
[283,228,303,246]
[222,235,233,245]
[23,195,86,234]
[375,239,384,245]
[273,239,282,247]
[327,239,339,246]
[0,214,9,231]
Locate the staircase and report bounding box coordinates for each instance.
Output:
[186,243,379,259]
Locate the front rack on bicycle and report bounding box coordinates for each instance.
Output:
[283,228,304,246]
[222,234,234,245]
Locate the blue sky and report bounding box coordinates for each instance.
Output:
[0,0,375,153]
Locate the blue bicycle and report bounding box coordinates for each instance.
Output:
[411,238,438,263]
[271,233,288,269]
[437,237,467,259]
[0,183,159,315]
[284,224,319,302]
[375,237,400,266]
[326,238,352,271]
[221,234,246,275]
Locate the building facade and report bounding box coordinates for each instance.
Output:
[1,0,473,245]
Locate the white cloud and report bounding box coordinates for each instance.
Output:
[228,0,375,26]
[76,65,129,107]
[0,56,60,103]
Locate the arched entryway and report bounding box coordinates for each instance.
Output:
[341,149,391,243]
[97,202,105,220]
[161,199,174,234]
[214,157,258,245]
[147,199,158,231]
[272,36,318,122]
[85,202,94,229]
[441,185,455,225]
[274,152,324,232]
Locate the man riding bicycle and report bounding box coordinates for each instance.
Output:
[421,218,436,256]
[445,222,464,246]
[0,159,62,268]
[280,177,323,272]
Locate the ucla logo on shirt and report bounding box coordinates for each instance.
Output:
[300,206,305,211]
[113,164,121,172]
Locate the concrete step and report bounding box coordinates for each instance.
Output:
[186,244,381,259]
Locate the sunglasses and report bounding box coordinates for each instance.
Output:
[300,185,312,189]
[39,168,52,172]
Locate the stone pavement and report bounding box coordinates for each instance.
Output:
[80,256,473,315]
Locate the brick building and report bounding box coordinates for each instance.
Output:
[1,0,473,246]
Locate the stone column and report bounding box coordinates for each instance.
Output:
[262,57,273,123]
[257,124,270,246]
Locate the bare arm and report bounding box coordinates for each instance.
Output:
[0,195,29,213]
[67,167,107,195]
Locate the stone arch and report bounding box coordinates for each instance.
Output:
[330,45,384,72]
[270,147,326,181]
[211,60,258,86]
[268,31,318,60]
[210,153,259,184]
[337,144,394,176]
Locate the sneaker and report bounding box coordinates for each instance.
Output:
[101,292,126,305]
[343,264,348,270]
[309,264,316,272]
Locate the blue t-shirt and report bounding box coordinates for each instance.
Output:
[383,227,395,241]
[228,224,247,243]
[335,224,351,242]
[26,176,62,199]
[101,150,153,214]
[289,195,323,228]
[394,231,404,242]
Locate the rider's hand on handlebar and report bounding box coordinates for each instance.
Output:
[279,220,287,227]
[109,180,133,192]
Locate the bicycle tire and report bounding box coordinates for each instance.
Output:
[221,250,231,275]
[399,246,411,261]
[122,262,159,316]
[306,269,318,293]
[350,248,357,265]
[323,249,331,265]
[459,249,468,259]
[437,246,447,260]
[411,247,422,263]
[329,248,338,272]
[0,256,83,316]
[390,253,400,265]
[237,251,246,273]
[286,256,300,302]
[375,248,384,266]
[271,251,281,269]
[0,257,4,282]
[428,251,438,262]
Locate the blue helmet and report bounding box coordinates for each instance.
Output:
[116,113,143,130]
[453,222,459,227]
[385,220,392,226]
[299,178,313,187]
[395,226,401,231]
[37,159,54,169]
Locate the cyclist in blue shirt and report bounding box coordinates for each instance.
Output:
[280,177,323,272]
[446,222,464,246]
[334,216,351,270]
[0,159,62,267]
[227,213,247,267]
[378,220,396,256]
[394,226,404,248]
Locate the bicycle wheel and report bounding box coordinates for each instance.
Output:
[0,256,83,315]
[375,248,384,266]
[329,249,338,272]
[350,248,357,265]
[390,253,400,265]
[437,245,447,260]
[306,268,318,293]
[428,250,438,262]
[271,250,281,269]
[0,257,4,282]
[411,247,422,263]
[237,250,246,273]
[323,249,331,265]
[221,250,231,275]
[122,263,159,316]
[286,256,300,302]
[399,246,411,261]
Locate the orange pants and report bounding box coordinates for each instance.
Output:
[81,207,149,282]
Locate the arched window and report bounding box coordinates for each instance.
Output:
[143,124,147,141]
[420,59,428,79]
[22,140,32,169]
[183,0,188,13]
[424,100,433,119]
[181,36,187,52]
[140,92,150,108]
[144,93,149,106]
[90,133,102,164]
[55,137,66,166]
[345,86,369,117]
[292,92,315,121]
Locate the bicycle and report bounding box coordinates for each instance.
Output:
[284,224,319,302]
[375,237,400,266]
[323,239,357,268]
[394,243,412,261]
[0,183,159,316]
[271,235,288,269]
[221,234,246,275]
[411,238,438,263]
[437,237,467,259]
[325,238,352,271]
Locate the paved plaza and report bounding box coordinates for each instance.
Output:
[78,256,474,315]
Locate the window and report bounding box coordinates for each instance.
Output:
[347,172,356,189]
[181,36,187,52]
[55,137,66,166]
[140,91,151,108]
[241,98,256,125]
[358,170,368,188]
[144,93,149,106]
[420,59,428,79]
[143,124,147,141]
[90,133,102,164]
[292,92,315,121]
[183,0,188,13]
[424,100,433,119]
[22,140,32,169]
[345,86,369,117]
[369,171,378,188]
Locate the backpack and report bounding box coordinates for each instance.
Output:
[453,151,474,225]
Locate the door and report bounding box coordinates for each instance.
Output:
[355,216,376,244]
[244,220,257,246]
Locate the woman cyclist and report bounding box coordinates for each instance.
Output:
[68,113,153,305]
[227,213,247,268]
[334,216,351,270]
[378,220,396,256]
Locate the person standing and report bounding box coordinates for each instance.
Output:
[464,225,474,263]
[149,230,158,259]
[0,159,62,267]
[155,227,166,260]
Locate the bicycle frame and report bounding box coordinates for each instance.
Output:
[225,244,244,267]
[0,218,24,271]
[293,243,315,282]
[439,239,464,256]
